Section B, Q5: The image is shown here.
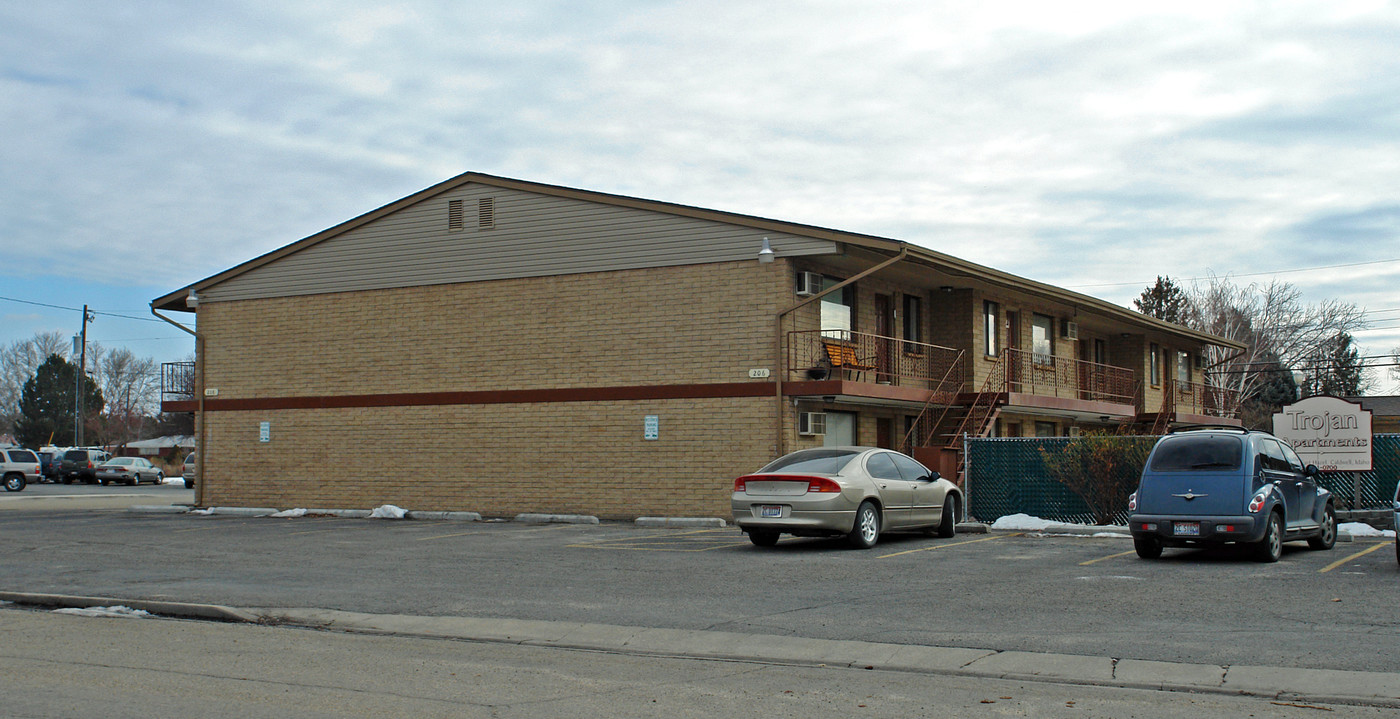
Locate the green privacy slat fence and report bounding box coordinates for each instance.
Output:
[965,434,1400,525]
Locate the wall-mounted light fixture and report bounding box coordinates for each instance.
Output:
[186,290,200,308]
[758,237,775,263]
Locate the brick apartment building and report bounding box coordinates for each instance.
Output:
[154,173,1243,518]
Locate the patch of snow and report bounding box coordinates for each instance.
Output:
[271,508,307,518]
[53,605,151,619]
[990,513,1056,530]
[1339,522,1396,538]
[370,504,408,519]
[1091,531,1127,537]
[189,508,213,515]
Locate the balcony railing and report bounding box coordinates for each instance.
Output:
[1164,378,1237,418]
[788,330,963,392]
[161,361,196,404]
[999,348,1136,406]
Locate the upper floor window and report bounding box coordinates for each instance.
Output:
[983,301,999,356]
[1176,351,1191,384]
[820,278,855,339]
[1149,342,1161,386]
[1031,314,1054,364]
[902,294,923,350]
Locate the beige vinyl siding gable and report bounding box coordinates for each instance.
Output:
[204,183,837,303]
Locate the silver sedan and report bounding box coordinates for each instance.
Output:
[731,447,963,549]
[96,457,165,486]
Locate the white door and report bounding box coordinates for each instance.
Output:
[823,412,857,447]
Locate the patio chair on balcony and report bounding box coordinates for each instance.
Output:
[822,340,875,381]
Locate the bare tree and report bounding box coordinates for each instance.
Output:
[1190,275,1367,414]
[91,347,160,446]
[0,331,73,435]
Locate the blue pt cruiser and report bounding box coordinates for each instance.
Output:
[1128,426,1336,563]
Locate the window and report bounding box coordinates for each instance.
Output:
[866,452,902,480]
[983,301,999,356]
[1031,314,1053,365]
[1149,343,1161,386]
[1093,339,1107,365]
[1149,435,1242,471]
[819,278,855,339]
[902,294,923,350]
[1035,421,1057,437]
[890,453,934,481]
[1176,351,1190,384]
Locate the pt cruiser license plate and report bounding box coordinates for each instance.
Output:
[1173,522,1200,536]
[760,505,783,518]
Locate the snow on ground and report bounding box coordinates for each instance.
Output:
[271,508,307,518]
[52,606,151,619]
[990,513,1058,530]
[370,504,407,519]
[1338,522,1397,538]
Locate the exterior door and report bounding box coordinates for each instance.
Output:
[823,411,857,447]
[1005,311,1022,391]
[875,294,894,382]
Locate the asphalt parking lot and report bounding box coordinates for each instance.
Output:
[1,493,1395,674]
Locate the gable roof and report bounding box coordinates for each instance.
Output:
[151,172,1243,349]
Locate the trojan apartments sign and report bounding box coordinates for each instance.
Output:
[1272,396,1373,472]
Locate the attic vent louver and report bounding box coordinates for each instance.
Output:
[447,199,464,231]
[478,197,495,228]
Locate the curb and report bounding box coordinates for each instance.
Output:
[254,607,1400,708]
[514,513,600,525]
[0,591,258,623]
[634,517,726,528]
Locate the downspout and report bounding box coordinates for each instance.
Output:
[151,306,204,509]
[773,246,909,457]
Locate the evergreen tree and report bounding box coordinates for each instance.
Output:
[1301,332,1369,397]
[1133,276,1193,325]
[13,355,105,447]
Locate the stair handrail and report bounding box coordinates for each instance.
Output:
[898,349,966,453]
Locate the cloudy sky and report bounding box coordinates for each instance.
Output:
[2,0,1398,391]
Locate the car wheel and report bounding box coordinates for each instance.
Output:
[1307,503,1336,550]
[747,530,779,547]
[184,479,192,489]
[1395,536,1399,566]
[3,473,25,492]
[62,476,73,485]
[99,479,109,486]
[156,471,164,483]
[1133,535,1162,559]
[1255,512,1283,563]
[936,497,958,538]
[127,477,138,486]
[848,501,880,549]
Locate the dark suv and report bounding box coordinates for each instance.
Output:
[60,448,111,484]
[1128,426,1336,562]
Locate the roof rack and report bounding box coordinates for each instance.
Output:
[1168,424,1251,434]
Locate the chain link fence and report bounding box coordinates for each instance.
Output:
[965,434,1400,525]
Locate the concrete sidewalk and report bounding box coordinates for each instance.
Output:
[3,591,1397,708]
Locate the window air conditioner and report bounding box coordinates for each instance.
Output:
[1061,321,1079,340]
[1069,426,1082,437]
[795,271,822,296]
[798,412,827,436]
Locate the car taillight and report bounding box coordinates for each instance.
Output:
[805,477,842,493]
[1248,491,1267,513]
[1127,492,1137,512]
[734,476,750,492]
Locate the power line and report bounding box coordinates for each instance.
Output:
[1070,257,1400,290]
[0,295,165,324]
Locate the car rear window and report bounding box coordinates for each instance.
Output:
[759,449,859,475]
[7,450,38,462]
[63,450,87,461]
[1149,435,1243,471]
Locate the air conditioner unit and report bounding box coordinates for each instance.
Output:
[798,412,827,436]
[1069,426,1082,437]
[1061,321,1079,340]
[795,271,822,296]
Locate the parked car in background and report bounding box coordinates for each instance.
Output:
[182,452,197,489]
[1128,426,1336,563]
[3,448,41,492]
[60,448,111,484]
[96,456,164,486]
[38,447,67,483]
[732,446,962,549]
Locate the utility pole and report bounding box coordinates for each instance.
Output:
[75,305,94,446]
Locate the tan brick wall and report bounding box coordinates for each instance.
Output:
[201,396,777,519]
[200,259,791,399]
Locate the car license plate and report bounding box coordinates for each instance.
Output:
[760,505,783,518]
[1173,522,1200,536]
